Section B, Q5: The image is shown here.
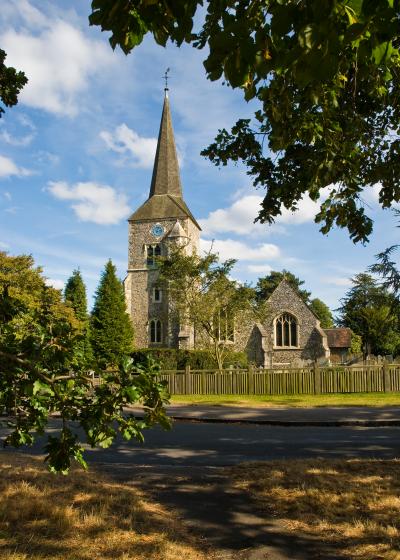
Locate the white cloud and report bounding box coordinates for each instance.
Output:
[247,264,272,274]
[3,192,12,201]
[199,192,326,237]
[199,195,264,236]
[3,16,114,116]
[45,277,65,291]
[322,276,353,287]
[0,155,32,178]
[0,130,35,147]
[47,181,130,225]
[0,241,10,249]
[200,238,280,262]
[100,124,157,168]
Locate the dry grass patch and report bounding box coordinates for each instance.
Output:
[0,452,210,560]
[230,458,400,559]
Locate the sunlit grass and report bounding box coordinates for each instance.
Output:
[231,458,400,559]
[170,392,400,407]
[0,453,209,560]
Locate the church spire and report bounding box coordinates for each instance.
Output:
[149,92,182,198]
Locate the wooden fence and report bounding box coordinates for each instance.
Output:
[157,364,400,395]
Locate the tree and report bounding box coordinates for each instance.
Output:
[160,249,259,370]
[255,270,311,303]
[91,260,134,368]
[336,272,400,356]
[64,269,93,368]
[369,209,400,299]
[309,298,334,328]
[0,252,170,473]
[0,49,27,117]
[350,331,363,355]
[90,0,400,243]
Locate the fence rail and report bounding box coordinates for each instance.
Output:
[157,364,400,395]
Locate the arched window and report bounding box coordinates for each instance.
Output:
[150,319,162,343]
[275,313,298,347]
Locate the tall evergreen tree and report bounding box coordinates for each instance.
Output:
[91,260,134,367]
[64,270,93,367]
[65,269,88,321]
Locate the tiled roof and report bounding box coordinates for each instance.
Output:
[324,328,352,348]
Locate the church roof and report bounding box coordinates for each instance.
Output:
[129,93,201,229]
[324,328,352,348]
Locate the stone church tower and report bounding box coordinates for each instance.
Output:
[124,91,201,349]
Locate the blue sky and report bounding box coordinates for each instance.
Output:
[0,0,398,313]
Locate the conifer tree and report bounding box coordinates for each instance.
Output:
[91,260,134,367]
[65,269,88,321]
[64,269,93,367]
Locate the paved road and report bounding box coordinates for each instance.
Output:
[2,419,400,466]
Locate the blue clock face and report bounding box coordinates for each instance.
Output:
[151,224,164,237]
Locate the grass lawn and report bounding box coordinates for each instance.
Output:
[170,392,400,407]
[230,458,400,560]
[0,453,399,560]
[0,453,208,560]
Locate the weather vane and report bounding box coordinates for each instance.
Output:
[163,67,170,91]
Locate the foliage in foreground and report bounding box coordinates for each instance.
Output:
[0,252,170,473]
[90,0,400,242]
[0,49,27,117]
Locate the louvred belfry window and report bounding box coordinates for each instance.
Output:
[275,313,298,347]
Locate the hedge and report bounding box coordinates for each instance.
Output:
[131,348,248,370]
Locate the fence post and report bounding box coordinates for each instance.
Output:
[201,370,206,395]
[383,361,391,393]
[314,362,321,395]
[185,364,191,395]
[248,365,254,395]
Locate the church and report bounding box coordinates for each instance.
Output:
[124,92,351,367]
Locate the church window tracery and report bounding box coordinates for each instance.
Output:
[275,313,298,347]
[150,319,162,343]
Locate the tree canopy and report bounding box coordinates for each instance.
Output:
[0,49,27,117]
[0,252,169,473]
[89,0,400,243]
[160,249,259,369]
[369,209,400,298]
[255,269,311,303]
[309,298,334,328]
[336,272,400,356]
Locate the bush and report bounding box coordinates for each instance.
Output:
[131,348,248,370]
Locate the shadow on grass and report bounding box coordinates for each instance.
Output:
[0,453,208,560]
